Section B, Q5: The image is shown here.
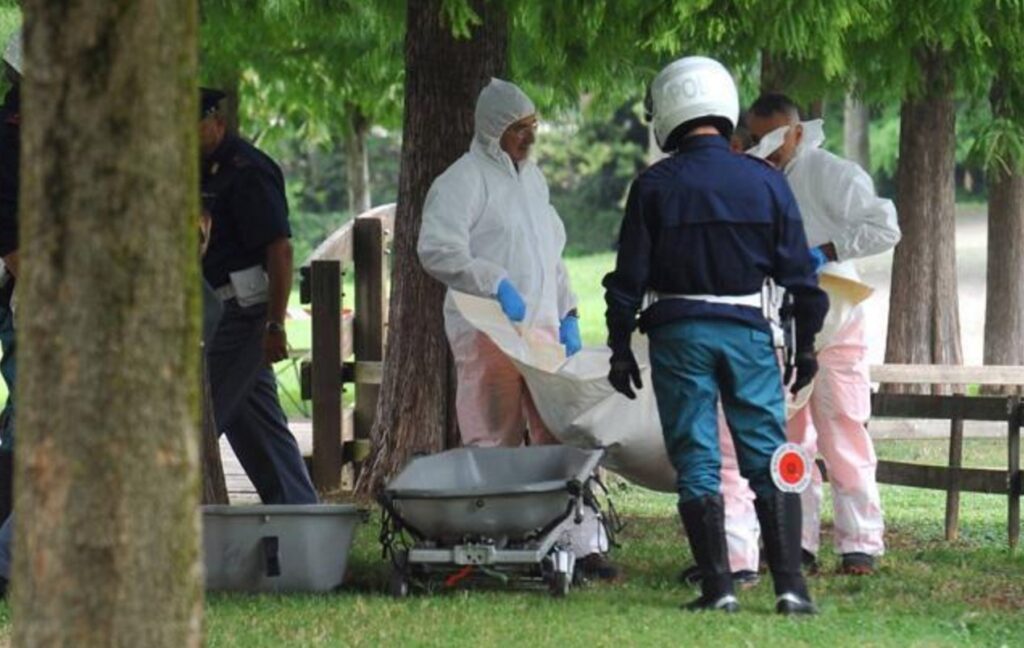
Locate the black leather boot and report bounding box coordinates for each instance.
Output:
[755,490,817,615]
[677,495,739,613]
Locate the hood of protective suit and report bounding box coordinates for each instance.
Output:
[474,78,536,164]
[745,119,825,168]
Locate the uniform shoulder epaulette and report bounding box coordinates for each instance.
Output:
[230,154,254,169]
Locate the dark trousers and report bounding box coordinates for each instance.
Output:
[207,300,317,504]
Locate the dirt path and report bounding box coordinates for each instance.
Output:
[857,204,988,366]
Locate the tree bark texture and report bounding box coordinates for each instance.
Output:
[356,0,507,495]
[843,92,871,172]
[345,107,372,215]
[14,2,203,646]
[983,75,1024,380]
[884,50,962,393]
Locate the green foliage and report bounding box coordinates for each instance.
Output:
[968,117,1024,176]
[533,103,647,256]
[200,0,404,143]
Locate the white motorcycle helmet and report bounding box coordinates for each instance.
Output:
[646,56,739,152]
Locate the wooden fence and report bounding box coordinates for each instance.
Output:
[868,364,1023,547]
[298,203,394,492]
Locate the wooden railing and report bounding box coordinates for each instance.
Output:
[298,203,394,492]
[866,364,1024,547]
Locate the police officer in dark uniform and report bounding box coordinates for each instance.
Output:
[0,29,25,595]
[199,88,317,505]
[603,58,828,614]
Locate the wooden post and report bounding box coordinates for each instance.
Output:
[1009,396,1021,548]
[311,260,343,492]
[354,218,387,481]
[944,416,964,541]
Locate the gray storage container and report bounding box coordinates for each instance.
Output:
[202,504,363,593]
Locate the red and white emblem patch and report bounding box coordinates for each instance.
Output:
[770,443,812,493]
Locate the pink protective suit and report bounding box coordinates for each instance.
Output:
[721,306,884,570]
[450,330,560,448]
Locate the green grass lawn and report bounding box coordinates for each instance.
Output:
[196,439,1024,646]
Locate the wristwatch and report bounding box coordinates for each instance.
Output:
[266,320,286,334]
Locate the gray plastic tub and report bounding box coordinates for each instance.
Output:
[202,504,363,593]
[384,446,603,542]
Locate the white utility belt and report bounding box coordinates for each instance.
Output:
[654,291,762,308]
[213,265,270,307]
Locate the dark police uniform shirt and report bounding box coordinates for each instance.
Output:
[0,87,18,260]
[201,133,291,289]
[603,135,828,356]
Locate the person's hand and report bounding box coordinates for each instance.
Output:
[784,350,818,395]
[559,315,582,356]
[608,349,642,399]
[809,246,828,273]
[496,279,526,322]
[263,322,289,365]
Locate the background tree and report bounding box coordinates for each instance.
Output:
[356,0,507,493]
[848,1,991,387]
[14,1,203,645]
[976,0,1024,379]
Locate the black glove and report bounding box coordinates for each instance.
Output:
[608,349,643,400]
[784,350,818,395]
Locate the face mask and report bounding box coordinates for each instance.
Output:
[745,124,790,160]
[745,119,826,161]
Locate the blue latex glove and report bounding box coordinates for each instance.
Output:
[559,315,582,356]
[496,279,526,322]
[809,246,829,273]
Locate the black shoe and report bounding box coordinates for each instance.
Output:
[677,496,737,613]
[839,552,876,575]
[577,553,619,581]
[776,592,817,615]
[683,592,740,613]
[801,549,820,575]
[0,575,7,599]
[755,491,817,615]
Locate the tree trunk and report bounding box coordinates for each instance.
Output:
[884,49,962,393]
[15,2,203,646]
[983,75,1024,388]
[345,106,372,215]
[843,92,871,172]
[356,0,507,495]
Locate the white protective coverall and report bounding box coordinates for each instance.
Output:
[722,121,900,570]
[418,79,605,556]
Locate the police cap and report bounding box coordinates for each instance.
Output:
[200,87,226,119]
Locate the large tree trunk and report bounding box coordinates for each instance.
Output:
[884,50,962,392]
[983,75,1024,382]
[843,92,871,172]
[356,0,507,494]
[345,106,372,215]
[14,2,203,645]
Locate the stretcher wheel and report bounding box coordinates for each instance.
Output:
[388,551,411,598]
[549,571,570,598]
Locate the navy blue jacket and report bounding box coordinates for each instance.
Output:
[201,134,291,288]
[603,135,828,356]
